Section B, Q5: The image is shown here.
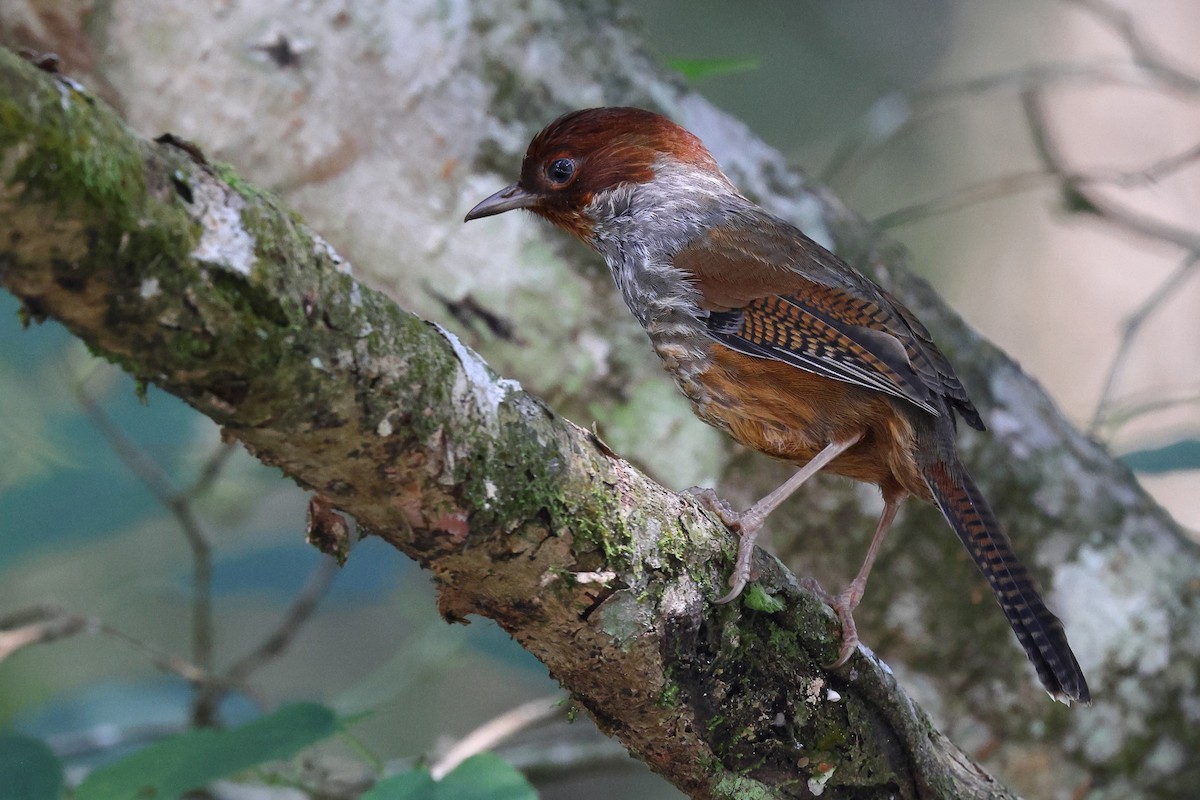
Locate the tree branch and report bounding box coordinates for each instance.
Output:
[0,48,1020,799]
[4,0,1200,790]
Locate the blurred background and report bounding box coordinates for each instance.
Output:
[1,1,1196,797]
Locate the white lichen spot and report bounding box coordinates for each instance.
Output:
[1182,694,1200,723]
[139,278,160,299]
[190,180,256,275]
[576,331,612,378]
[350,282,364,307]
[312,233,351,274]
[805,677,825,706]
[1145,738,1185,776]
[333,349,356,369]
[484,480,497,500]
[1054,545,1171,677]
[807,765,836,796]
[572,571,616,585]
[659,576,700,618]
[1075,701,1133,762]
[432,323,522,429]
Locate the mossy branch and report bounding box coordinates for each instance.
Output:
[0,47,1020,799]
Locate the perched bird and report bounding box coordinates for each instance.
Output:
[465,107,1089,704]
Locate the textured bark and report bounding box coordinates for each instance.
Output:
[1,46,1019,799]
[2,1,1198,798]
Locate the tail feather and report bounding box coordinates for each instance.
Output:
[924,459,1090,704]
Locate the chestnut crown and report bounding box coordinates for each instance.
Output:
[464,107,722,232]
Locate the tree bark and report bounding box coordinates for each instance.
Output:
[1,1,1198,797]
[1,46,1020,799]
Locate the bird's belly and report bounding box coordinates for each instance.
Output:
[664,341,927,496]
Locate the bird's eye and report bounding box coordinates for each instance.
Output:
[545,157,576,186]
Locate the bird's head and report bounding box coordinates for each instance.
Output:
[464,107,729,242]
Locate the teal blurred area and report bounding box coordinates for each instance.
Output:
[0,292,182,566]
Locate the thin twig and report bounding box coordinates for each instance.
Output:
[922,60,1159,102]
[429,694,566,780]
[1091,254,1200,432]
[0,609,86,661]
[874,170,1052,230]
[1064,0,1200,93]
[75,388,216,679]
[190,554,342,725]
[96,621,213,684]
[1021,88,1200,253]
[0,604,215,684]
[223,555,341,684]
[1099,389,1200,436]
[1017,89,1200,437]
[876,137,1200,230]
[186,441,238,501]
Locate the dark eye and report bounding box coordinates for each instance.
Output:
[545,157,576,185]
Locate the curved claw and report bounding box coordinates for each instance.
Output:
[713,571,750,605]
[822,584,866,667]
[827,603,860,667]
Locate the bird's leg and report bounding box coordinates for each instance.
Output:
[709,433,863,605]
[809,492,904,667]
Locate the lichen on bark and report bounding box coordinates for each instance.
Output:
[1,46,1034,798]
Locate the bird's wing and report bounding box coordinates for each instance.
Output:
[673,210,984,428]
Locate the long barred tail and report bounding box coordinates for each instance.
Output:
[924,459,1090,704]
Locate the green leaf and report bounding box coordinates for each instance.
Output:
[743,584,785,613]
[75,703,337,800]
[667,57,759,82]
[363,753,537,800]
[1120,438,1200,474]
[0,733,64,800]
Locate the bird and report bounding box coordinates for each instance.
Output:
[464,106,1089,704]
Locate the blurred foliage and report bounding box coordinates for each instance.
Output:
[363,754,538,800]
[74,703,337,799]
[667,56,759,81]
[1120,439,1200,475]
[0,733,62,800]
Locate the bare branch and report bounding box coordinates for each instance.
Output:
[0,605,213,684]
[0,606,86,661]
[185,441,238,501]
[429,694,566,780]
[224,555,340,684]
[1099,385,1200,436]
[74,387,215,679]
[1065,0,1200,93]
[1091,253,1200,432]
[876,139,1200,230]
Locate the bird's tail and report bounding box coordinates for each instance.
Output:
[923,458,1090,704]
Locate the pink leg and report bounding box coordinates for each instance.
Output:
[815,492,905,666]
[707,433,864,605]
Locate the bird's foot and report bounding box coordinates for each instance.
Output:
[685,488,763,604]
[684,486,742,530]
[801,577,865,667]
